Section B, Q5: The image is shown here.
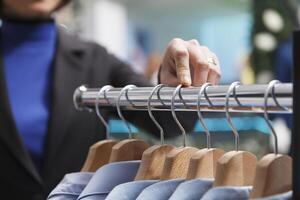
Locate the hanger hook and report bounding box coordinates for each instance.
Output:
[95,85,114,139]
[148,84,166,145]
[171,84,187,147]
[225,81,241,151]
[204,84,214,107]
[197,83,212,149]
[264,80,281,155]
[116,85,137,139]
[157,85,166,106]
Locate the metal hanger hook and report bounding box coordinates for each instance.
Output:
[148,84,166,145]
[157,85,166,106]
[197,83,212,149]
[264,80,281,155]
[225,81,242,151]
[116,85,137,139]
[95,85,114,139]
[204,84,214,106]
[171,84,187,147]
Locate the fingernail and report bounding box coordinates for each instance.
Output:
[182,75,191,86]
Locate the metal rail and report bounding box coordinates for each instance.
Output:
[73,83,292,113]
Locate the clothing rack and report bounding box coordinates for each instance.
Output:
[73,83,292,113]
[73,82,296,197]
[71,31,300,198]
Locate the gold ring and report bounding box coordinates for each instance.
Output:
[207,57,217,66]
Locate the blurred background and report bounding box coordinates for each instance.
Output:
[56,0,299,158]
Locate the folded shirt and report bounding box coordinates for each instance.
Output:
[254,190,292,200]
[201,186,252,200]
[47,172,94,200]
[169,178,214,200]
[136,179,185,200]
[77,160,141,200]
[105,180,159,200]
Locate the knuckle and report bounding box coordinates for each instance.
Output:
[168,38,184,51]
[170,38,183,45]
[195,60,209,70]
[201,46,210,52]
[189,39,199,46]
[175,49,189,59]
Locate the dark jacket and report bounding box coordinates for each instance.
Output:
[0,30,195,199]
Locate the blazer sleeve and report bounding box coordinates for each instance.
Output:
[93,44,197,139]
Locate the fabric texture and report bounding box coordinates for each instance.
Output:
[136,179,185,200]
[254,191,292,200]
[47,172,93,200]
[77,161,141,200]
[169,178,214,200]
[105,180,159,200]
[201,186,252,200]
[2,20,56,172]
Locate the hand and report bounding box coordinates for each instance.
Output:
[159,38,221,87]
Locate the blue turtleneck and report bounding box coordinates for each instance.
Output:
[1,20,57,172]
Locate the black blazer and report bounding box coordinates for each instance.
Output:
[0,30,195,200]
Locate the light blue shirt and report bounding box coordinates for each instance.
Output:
[201,186,252,200]
[136,179,185,200]
[47,172,94,200]
[254,191,292,200]
[77,160,141,200]
[105,180,159,200]
[169,178,214,200]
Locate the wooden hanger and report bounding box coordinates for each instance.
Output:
[187,83,225,179]
[135,144,175,180]
[135,84,175,180]
[108,85,149,162]
[250,80,292,198]
[213,82,257,187]
[109,139,149,162]
[159,84,199,180]
[187,148,224,179]
[81,85,118,172]
[81,140,118,172]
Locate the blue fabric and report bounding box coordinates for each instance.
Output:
[201,186,252,200]
[136,179,185,200]
[255,191,292,200]
[105,180,159,200]
[1,20,56,171]
[77,160,141,200]
[47,172,94,200]
[169,178,214,200]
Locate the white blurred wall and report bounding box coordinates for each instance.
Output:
[77,0,128,59]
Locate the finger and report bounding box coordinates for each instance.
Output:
[169,39,191,86]
[160,66,180,86]
[187,43,210,86]
[207,53,221,85]
[188,39,200,46]
[207,70,220,85]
